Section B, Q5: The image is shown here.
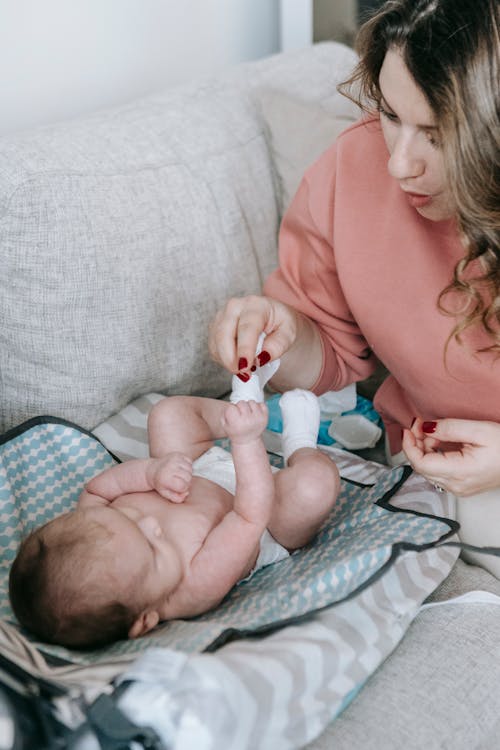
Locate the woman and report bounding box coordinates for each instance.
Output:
[209,1,500,573]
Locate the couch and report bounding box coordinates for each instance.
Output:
[2,42,500,749]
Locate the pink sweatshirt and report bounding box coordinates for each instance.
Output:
[264,117,500,455]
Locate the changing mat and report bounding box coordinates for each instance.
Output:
[1,411,456,669]
[0,396,461,749]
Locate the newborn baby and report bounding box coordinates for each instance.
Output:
[9,390,340,649]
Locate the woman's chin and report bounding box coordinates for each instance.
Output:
[415,196,454,222]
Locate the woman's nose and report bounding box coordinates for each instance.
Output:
[387,131,425,181]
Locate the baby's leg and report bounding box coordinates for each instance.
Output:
[280,389,321,465]
[269,390,340,549]
[270,450,340,549]
[148,395,228,461]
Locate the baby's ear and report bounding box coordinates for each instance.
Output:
[128,610,160,639]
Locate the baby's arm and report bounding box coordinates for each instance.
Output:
[185,401,275,607]
[221,400,274,529]
[78,453,193,507]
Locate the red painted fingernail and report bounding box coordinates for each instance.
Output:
[237,372,250,382]
[422,421,437,433]
[238,357,248,370]
[251,365,257,372]
[257,350,271,366]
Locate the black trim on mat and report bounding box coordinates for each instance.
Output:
[0,415,122,464]
[376,464,461,534]
[341,475,376,488]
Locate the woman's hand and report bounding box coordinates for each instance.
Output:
[402,418,500,496]
[209,294,323,389]
[209,295,297,372]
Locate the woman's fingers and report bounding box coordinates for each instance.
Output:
[209,295,296,373]
[413,417,499,446]
[403,418,500,496]
[209,297,266,372]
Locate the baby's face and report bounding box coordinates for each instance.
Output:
[79,504,183,611]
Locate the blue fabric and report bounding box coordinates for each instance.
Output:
[0,419,115,623]
[266,393,382,446]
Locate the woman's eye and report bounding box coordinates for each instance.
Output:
[379,106,398,122]
[425,130,441,148]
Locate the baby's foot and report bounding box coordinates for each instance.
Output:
[280,389,320,464]
[222,400,269,445]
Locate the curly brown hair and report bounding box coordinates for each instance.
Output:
[340,0,500,352]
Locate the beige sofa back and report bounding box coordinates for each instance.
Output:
[0,42,358,433]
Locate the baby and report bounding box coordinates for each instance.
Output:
[9,389,340,649]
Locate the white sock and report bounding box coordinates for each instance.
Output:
[230,359,280,403]
[230,333,280,404]
[280,389,320,464]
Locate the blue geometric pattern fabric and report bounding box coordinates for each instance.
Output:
[0,419,115,621]
[0,418,453,665]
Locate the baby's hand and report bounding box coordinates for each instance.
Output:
[149,452,193,503]
[222,400,268,445]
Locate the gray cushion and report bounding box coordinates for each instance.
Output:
[257,88,357,214]
[0,42,358,434]
[0,87,276,431]
[306,559,500,749]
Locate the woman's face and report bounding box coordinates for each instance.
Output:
[378,48,455,222]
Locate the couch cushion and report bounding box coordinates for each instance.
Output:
[0,86,277,432]
[0,42,359,432]
[306,559,500,749]
[257,88,356,214]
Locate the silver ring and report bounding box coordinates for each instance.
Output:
[432,482,445,493]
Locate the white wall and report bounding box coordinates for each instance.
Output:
[0,0,280,135]
[279,0,313,51]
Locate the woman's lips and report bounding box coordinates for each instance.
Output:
[404,191,432,208]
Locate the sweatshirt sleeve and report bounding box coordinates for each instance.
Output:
[263,143,377,394]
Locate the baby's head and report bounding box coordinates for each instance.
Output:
[9,510,157,649]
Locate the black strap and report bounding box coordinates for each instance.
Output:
[0,680,68,750]
[66,692,165,750]
[0,652,164,750]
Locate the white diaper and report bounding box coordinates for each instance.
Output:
[193,445,245,494]
[192,446,289,579]
[251,528,289,576]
